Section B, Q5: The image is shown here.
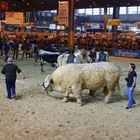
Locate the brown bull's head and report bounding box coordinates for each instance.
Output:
[42,74,53,93]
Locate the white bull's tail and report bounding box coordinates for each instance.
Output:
[116,79,124,96]
[57,53,65,67]
[115,65,124,96]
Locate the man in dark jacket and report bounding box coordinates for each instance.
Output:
[67,49,76,64]
[3,41,10,61]
[1,57,25,99]
[88,48,96,63]
[13,40,19,59]
[98,48,107,62]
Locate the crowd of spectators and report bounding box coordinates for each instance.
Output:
[0,31,140,61]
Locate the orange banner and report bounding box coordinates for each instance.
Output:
[6,12,24,25]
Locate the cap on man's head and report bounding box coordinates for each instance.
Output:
[7,57,13,63]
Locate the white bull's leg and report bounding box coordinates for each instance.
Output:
[62,96,69,102]
[62,90,71,102]
[77,94,82,105]
[72,84,83,105]
[104,89,115,104]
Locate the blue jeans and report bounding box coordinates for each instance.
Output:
[125,86,136,108]
[5,79,16,99]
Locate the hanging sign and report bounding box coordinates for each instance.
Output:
[58,1,69,26]
[5,12,24,25]
[108,19,120,26]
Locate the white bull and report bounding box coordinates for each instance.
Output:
[42,62,121,105]
[57,49,88,67]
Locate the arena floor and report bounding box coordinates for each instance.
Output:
[0,56,140,140]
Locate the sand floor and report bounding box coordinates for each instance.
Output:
[0,56,140,140]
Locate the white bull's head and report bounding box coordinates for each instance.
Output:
[42,74,53,93]
[74,49,88,63]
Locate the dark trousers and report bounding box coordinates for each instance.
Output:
[5,79,16,98]
[34,52,39,62]
[4,51,8,61]
[0,49,3,56]
[13,50,18,59]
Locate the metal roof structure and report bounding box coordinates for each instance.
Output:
[4,0,140,11]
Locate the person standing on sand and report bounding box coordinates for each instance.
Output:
[1,57,26,99]
[125,63,137,109]
[98,48,107,62]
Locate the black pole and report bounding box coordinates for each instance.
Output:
[112,7,120,33]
